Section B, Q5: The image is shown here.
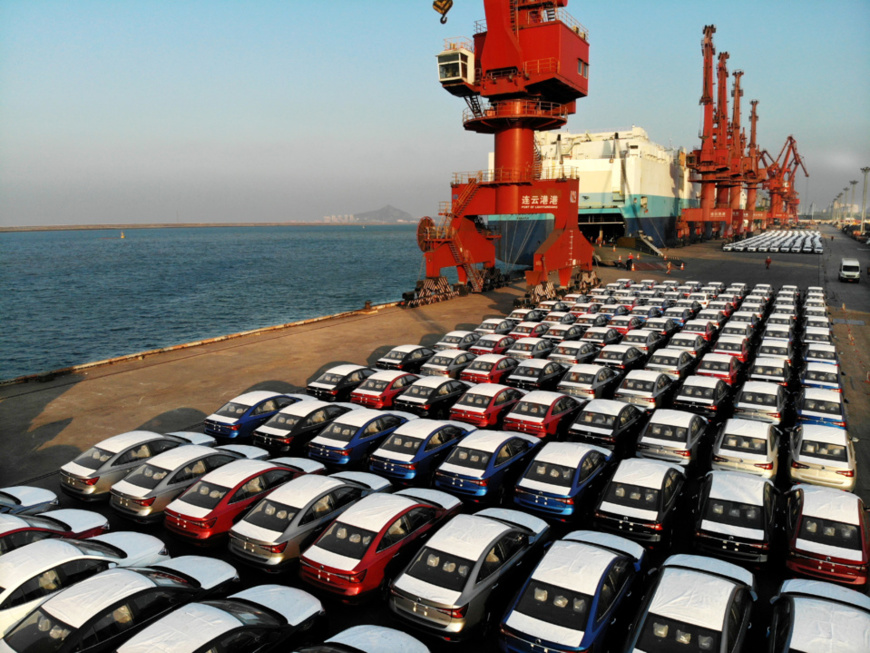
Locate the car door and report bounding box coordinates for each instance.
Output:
[77,588,185,652]
[379,506,439,579]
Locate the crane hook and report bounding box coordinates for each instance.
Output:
[433,0,452,24]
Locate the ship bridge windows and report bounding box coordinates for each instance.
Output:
[438,49,474,84]
[577,60,589,78]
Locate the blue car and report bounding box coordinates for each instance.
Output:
[433,430,539,504]
[796,387,848,429]
[499,531,644,653]
[800,361,844,392]
[305,408,418,468]
[512,442,613,522]
[203,391,308,440]
[367,419,474,485]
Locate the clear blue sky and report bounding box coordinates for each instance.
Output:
[1,0,868,226]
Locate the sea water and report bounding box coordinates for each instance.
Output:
[0,225,434,380]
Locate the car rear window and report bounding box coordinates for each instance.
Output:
[799,516,861,550]
[523,461,574,487]
[182,480,230,509]
[799,439,847,461]
[467,360,495,372]
[358,378,389,392]
[565,371,595,384]
[72,446,114,470]
[637,614,720,653]
[456,393,491,408]
[318,423,359,443]
[515,579,591,631]
[380,434,423,455]
[751,364,783,377]
[622,379,655,392]
[315,373,345,385]
[244,499,298,531]
[804,369,837,384]
[716,341,742,352]
[403,385,434,398]
[597,350,625,361]
[806,348,836,361]
[316,521,377,560]
[646,423,689,443]
[679,385,715,400]
[605,482,661,511]
[123,463,170,489]
[704,498,763,529]
[720,433,767,454]
[738,391,777,406]
[444,447,491,470]
[702,360,731,372]
[759,345,787,357]
[406,546,474,593]
[511,366,541,379]
[429,355,455,367]
[576,411,616,429]
[215,402,249,418]
[802,399,842,415]
[842,264,860,273]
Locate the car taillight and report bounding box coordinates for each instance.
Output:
[553,497,574,505]
[263,541,288,553]
[83,477,100,486]
[434,605,468,619]
[229,424,240,431]
[334,569,367,583]
[395,462,416,470]
[422,404,431,411]
[133,497,155,507]
[754,462,774,470]
[646,397,657,403]
[792,461,809,469]
[675,449,691,458]
[467,478,488,487]
[770,412,781,419]
[329,389,339,395]
[836,469,855,477]
[192,517,217,529]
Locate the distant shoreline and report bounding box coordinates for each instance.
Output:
[0,222,414,233]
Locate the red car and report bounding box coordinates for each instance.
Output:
[502,390,583,438]
[469,334,516,356]
[785,485,869,588]
[299,488,462,601]
[449,383,526,428]
[696,352,742,385]
[164,457,325,543]
[712,335,752,364]
[608,315,645,335]
[508,321,550,340]
[0,509,109,554]
[350,370,420,409]
[459,353,519,384]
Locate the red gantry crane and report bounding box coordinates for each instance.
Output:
[762,136,808,227]
[418,0,595,297]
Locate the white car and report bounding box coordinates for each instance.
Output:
[712,418,780,479]
[788,423,857,491]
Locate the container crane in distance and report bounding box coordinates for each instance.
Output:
[418,0,595,297]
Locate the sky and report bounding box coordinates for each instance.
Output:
[1,0,868,227]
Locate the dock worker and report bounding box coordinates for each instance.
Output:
[765,256,772,270]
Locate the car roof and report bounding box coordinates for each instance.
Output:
[477,334,510,344]
[392,419,464,439]
[799,424,849,445]
[278,399,337,417]
[625,370,667,382]
[229,391,286,406]
[461,429,537,452]
[534,441,609,468]
[625,329,656,338]
[708,471,770,506]
[98,430,164,454]
[739,381,780,396]
[426,513,513,560]
[787,593,870,653]
[566,363,607,374]
[799,485,861,523]
[531,539,620,596]
[388,344,428,354]
[651,565,748,631]
[321,364,367,376]
[466,383,511,398]
[515,359,551,369]
[722,418,772,437]
[474,353,510,364]
[520,390,566,406]
[148,445,220,471]
[365,370,414,382]
[411,375,457,389]
[42,567,155,628]
[652,348,687,359]
[267,474,347,508]
[612,458,683,487]
[681,376,720,389]
[583,399,627,416]
[648,409,698,427]
[704,353,736,364]
[118,603,242,651]
[325,626,429,653]
[802,388,843,402]
[780,578,870,613]
[333,493,419,531]
[332,408,394,427]
[198,459,279,488]
[0,539,87,585]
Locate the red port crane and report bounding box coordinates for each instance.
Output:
[762,136,808,227]
[418,0,595,293]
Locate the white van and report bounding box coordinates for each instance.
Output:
[838,258,861,282]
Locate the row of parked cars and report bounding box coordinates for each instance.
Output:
[1,279,865,652]
[722,229,824,254]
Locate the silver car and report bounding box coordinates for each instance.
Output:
[614,370,674,411]
[788,423,857,491]
[645,348,696,380]
[0,487,58,516]
[733,381,791,425]
[389,508,548,641]
[420,349,477,378]
[110,444,267,522]
[547,340,598,365]
[711,418,780,479]
[228,471,391,570]
[557,363,621,400]
[635,409,709,468]
[434,330,481,351]
[59,430,215,500]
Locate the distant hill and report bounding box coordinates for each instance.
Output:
[355,205,414,223]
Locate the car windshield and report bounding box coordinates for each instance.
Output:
[702,360,731,372]
[244,499,298,532]
[738,391,777,407]
[720,433,767,454]
[182,480,230,509]
[637,614,721,653]
[646,422,689,443]
[515,579,591,631]
[71,446,114,470]
[805,369,837,384]
[316,521,377,560]
[467,360,495,372]
[215,402,249,418]
[802,399,842,415]
[704,498,764,529]
[799,439,847,461]
[799,516,861,551]
[444,447,491,470]
[380,434,424,455]
[358,379,389,392]
[513,401,550,417]
[201,600,278,627]
[4,608,74,652]
[405,546,474,593]
[124,463,170,489]
[523,461,574,487]
[680,385,715,400]
[565,371,595,384]
[577,411,616,429]
[262,413,300,429]
[456,393,491,408]
[605,482,661,511]
[319,423,359,443]
[622,379,655,392]
[315,373,344,385]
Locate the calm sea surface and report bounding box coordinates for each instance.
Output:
[1,225,436,381]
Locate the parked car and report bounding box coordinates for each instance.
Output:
[720,320,755,341]
[0,556,238,653]
[645,347,696,380]
[803,326,834,344]
[697,352,742,385]
[392,376,471,419]
[502,391,583,439]
[504,359,567,392]
[784,484,868,588]
[115,585,324,653]
[542,311,576,325]
[796,387,847,429]
[474,318,515,336]
[511,442,612,528]
[557,363,622,401]
[350,370,420,409]
[0,487,58,516]
[252,400,359,455]
[635,409,710,469]
[298,625,430,653]
[733,381,792,425]
[566,399,646,456]
[505,337,555,361]
[671,375,732,419]
[747,356,793,387]
[697,309,728,328]
[757,338,796,364]
[307,365,376,402]
[580,327,622,348]
[788,423,857,491]
[450,384,526,428]
[800,361,843,392]
[509,322,551,341]
[204,392,303,440]
[608,315,646,336]
[469,334,517,356]
[663,307,693,326]
[110,444,267,523]
[368,420,473,486]
[574,313,609,332]
[299,488,462,602]
[306,410,415,468]
[593,344,647,372]
[420,349,477,378]
[619,554,754,652]
[539,323,586,343]
[376,345,437,372]
[433,431,539,504]
[227,471,391,571]
[712,334,752,364]
[434,330,482,351]
[667,332,709,358]
[682,319,718,342]
[711,418,781,480]
[802,342,838,366]
[614,370,675,411]
[508,308,547,323]
[767,579,870,653]
[59,431,215,501]
[645,317,679,337]
[459,353,519,384]
[622,328,665,355]
[592,458,686,548]
[389,508,549,641]
[499,531,644,652]
[547,340,599,366]
[0,509,109,556]
[0,532,170,636]
[692,471,778,565]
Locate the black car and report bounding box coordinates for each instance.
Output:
[252,400,358,454]
[393,377,470,418]
[566,399,646,457]
[307,365,376,401]
[671,375,733,419]
[376,345,437,372]
[504,359,567,392]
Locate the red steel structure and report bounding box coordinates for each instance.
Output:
[419,0,594,291]
[762,136,808,226]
